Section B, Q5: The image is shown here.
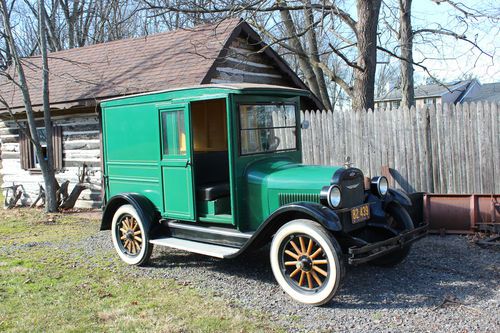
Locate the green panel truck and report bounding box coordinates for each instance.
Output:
[100,84,427,305]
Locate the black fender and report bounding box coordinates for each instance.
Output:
[387,188,412,207]
[228,202,342,256]
[100,193,159,231]
[365,189,413,223]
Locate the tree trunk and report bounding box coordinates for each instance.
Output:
[39,0,58,212]
[278,0,322,108]
[304,0,333,110]
[399,0,415,108]
[352,0,382,111]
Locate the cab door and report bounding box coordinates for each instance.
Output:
[159,104,196,221]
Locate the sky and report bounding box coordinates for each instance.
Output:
[410,0,499,84]
[343,0,499,84]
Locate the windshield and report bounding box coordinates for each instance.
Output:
[239,104,297,155]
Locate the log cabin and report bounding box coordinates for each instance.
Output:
[0,18,320,209]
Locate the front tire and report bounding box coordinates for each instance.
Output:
[111,204,153,266]
[371,204,414,267]
[270,219,344,306]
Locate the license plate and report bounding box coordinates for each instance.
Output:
[351,204,370,224]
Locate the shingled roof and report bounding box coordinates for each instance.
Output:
[1,19,318,112]
[376,80,474,102]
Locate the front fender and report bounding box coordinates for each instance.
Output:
[267,202,342,232]
[231,202,342,256]
[365,188,413,223]
[100,193,159,231]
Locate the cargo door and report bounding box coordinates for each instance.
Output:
[159,104,196,221]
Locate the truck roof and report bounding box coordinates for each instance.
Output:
[101,83,310,105]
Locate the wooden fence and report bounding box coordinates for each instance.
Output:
[300,102,500,194]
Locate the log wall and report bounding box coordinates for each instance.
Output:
[0,112,102,208]
[209,37,293,86]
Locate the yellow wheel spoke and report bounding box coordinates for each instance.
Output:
[284,261,298,266]
[310,247,323,259]
[123,218,130,229]
[285,250,299,260]
[134,236,142,243]
[298,271,305,286]
[290,267,301,278]
[306,272,313,289]
[289,241,301,256]
[119,227,128,234]
[299,237,306,253]
[313,259,328,265]
[133,223,139,231]
[120,235,126,240]
[313,265,328,277]
[307,239,313,255]
[311,270,323,286]
[134,231,141,235]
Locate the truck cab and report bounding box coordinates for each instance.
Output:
[100,84,427,305]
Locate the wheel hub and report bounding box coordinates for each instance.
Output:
[297,255,313,272]
[126,230,135,241]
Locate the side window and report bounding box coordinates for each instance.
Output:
[19,125,63,170]
[161,110,186,156]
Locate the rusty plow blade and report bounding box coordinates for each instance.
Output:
[423,194,500,234]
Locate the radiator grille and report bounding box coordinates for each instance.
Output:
[279,193,320,206]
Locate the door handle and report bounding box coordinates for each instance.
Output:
[186,160,192,167]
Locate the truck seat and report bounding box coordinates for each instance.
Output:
[197,183,230,201]
[193,151,230,201]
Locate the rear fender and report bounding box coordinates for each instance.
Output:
[101,193,159,231]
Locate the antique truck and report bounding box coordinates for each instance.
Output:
[100,84,427,305]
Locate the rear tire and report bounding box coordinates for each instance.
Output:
[270,219,344,306]
[371,204,414,267]
[111,204,153,266]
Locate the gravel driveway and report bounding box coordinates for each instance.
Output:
[87,231,499,332]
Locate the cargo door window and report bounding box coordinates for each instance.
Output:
[161,110,186,156]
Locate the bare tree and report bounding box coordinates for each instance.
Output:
[0,0,58,212]
[399,0,414,108]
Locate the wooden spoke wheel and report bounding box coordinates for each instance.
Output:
[117,215,143,256]
[111,204,153,266]
[270,219,344,306]
[281,235,329,291]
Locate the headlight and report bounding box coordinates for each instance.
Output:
[328,185,342,208]
[371,176,389,197]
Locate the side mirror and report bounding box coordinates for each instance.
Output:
[301,120,310,129]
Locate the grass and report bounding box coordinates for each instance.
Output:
[0,208,280,332]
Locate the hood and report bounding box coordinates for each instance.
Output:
[246,158,342,192]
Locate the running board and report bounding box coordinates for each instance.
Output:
[149,237,240,258]
[165,221,252,247]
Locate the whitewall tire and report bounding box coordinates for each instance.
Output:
[270,219,344,306]
[111,204,153,266]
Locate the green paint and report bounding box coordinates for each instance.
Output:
[101,85,342,232]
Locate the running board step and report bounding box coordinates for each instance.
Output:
[150,237,240,258]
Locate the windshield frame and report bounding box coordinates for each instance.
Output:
[237,102,299,156]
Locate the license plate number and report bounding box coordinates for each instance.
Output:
[351,204,370,224]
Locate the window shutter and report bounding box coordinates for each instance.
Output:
[52,125,63,170]
[19,130,33,170]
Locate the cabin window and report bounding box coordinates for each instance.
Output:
[239,104,297,155]
[19,125,63,171]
